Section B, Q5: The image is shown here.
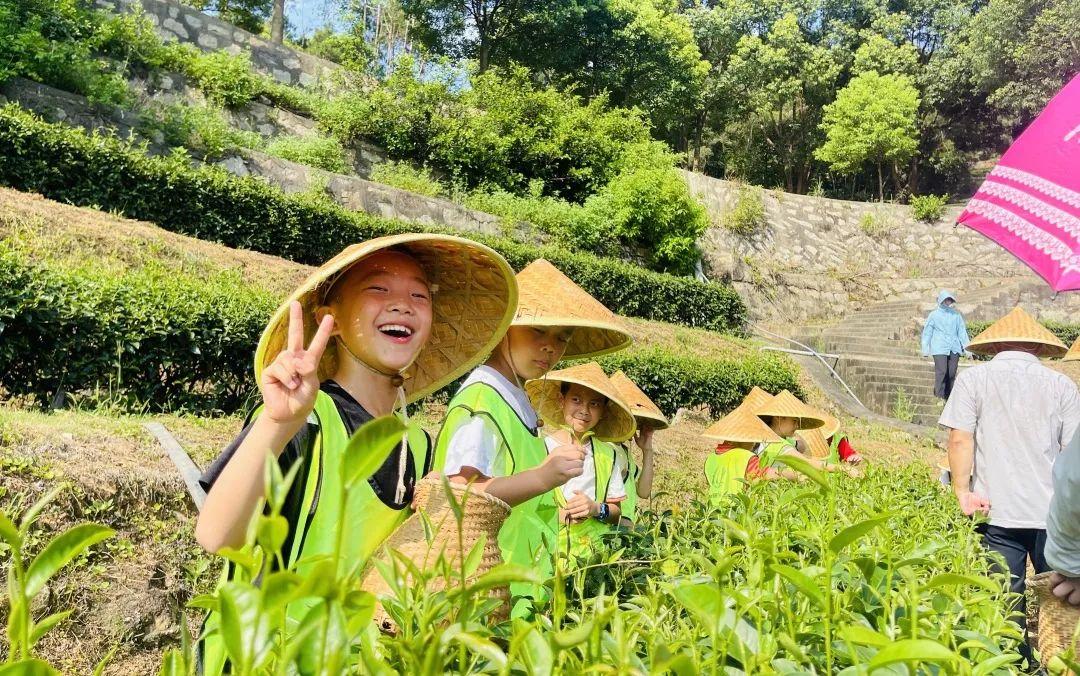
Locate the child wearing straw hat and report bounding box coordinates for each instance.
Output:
[702,405,785,503]
[609,370,666,527]
[433,259,631,617]
[527,363,637,558]
[193,234,517,672]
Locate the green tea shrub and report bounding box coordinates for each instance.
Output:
[139,101,261,159]
[723,184,766,236]
[0,244,271,413]
[264,135,349,173]
[910,193,949,222]
[370,160,446,197]
[0,106,747,333]
[184,49,263,108]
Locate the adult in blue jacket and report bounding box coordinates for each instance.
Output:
[921,290,970,399]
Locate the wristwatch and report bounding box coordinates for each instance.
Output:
[594,503,609,522]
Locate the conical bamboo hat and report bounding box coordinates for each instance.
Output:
[797,428,831,459]
[526,362,637,442]
[808,407,840,439]
[740,386,774,412]
[1062,336,1080,362]
[609,371,669,430]
[753,390,826,430]
[513,259,631,360]
[703,405,783,444]
[255,234,517,403]
[966,307,1067,358]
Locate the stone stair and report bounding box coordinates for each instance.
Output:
[797,280,1057,425]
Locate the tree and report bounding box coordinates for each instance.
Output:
[399,0,534,70]
[189,0,272,35]
[271,0,284,42]
[816,71,920,201]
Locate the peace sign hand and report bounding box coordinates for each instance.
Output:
[260,301,335,426]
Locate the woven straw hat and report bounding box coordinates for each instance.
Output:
[526,362,637,442]
[255,234,517,403]
[703,405,783,444]
[966,306,1067,358]
[797,428,831,459]
[740,386,774,412]
[609,371,669,430]
[513,259,631,360]
[753,390,826,431]
[362,476,512,629]
[1063,336,1080,362]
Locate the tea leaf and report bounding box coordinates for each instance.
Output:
[972,653,1020,675]
[0,510,21,549]
[829,515,889,554]
[27,610,73,647]
[770,564,826,609]
[342,416,407,488]
[773,453,830,490]
[449,631,508,669]
[839,624,890,647]
[868,639,959,668]
[926,573,1000,594]
[0,659,60,676]
[25,524,113,597]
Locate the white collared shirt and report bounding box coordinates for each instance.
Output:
[544,435,626,503]
[440,365,537,478]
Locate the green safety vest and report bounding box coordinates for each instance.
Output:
[199,391,428,675]
[555,439,617,560]
[433,382,558,616]
[615,443,640,524]
[704,448,755,504]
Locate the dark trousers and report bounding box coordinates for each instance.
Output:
[978,525,1050,668]
[933,353,960,399]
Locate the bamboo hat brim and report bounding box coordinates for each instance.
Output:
[753,390,826,430]
[255,234,517,403]
[526,362,637,443]
[609,370,669,430]
[513,259,631,360]
[966,307,1067,358]
[702,404,783,444]
[1061,336,1080,362]
[740,386,774,412]
[797,428,831,459]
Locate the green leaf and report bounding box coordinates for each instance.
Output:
[463,533,487,579]
[972,653,1020,675]
[0,510,21,549]
[25,524,114,597]
[518,625,553,675]
[18,484,66,532]
[441,474,464,525]
[770,564,826,609]
[926,573,1000,594]
[449,632,508,669]
[466,563,541,593]
[839,624,890,647]
[342,415,407,488]
[295,601,349,675]
[27,610,73,647]
[256,515,289,556]
[673,583,723,626]
[261,570,303,610]
[867,639,959,669]
[829,516,889,554]
[0,659,59,676]
[773,453,830,490]
[552,620,594,649]
[218,582,267,671]
[157,649,188,676]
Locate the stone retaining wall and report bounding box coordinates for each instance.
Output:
[685,171,1042,322]
[94,0,338,88]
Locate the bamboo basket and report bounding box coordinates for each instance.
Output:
[361,475,511,631]
[1029,571,1080,671]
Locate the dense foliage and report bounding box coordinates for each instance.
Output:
[0,105,745,332]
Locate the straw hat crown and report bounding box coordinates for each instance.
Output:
[703,405,783,444]
[609,370,669,430]
[797,428,832,459]
[514,259,631,360]
[1061,336,1080,362]
[526,362,637,443]
[739,386,774,412]
[966,306,1067,358]
[753,390,826,430]
[255,234,517,403]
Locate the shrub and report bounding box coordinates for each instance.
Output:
[264,135,349,173]
[0,105,747,332]
[910,193,949,222]
[370,161,446,197]
[858,211,889,238]
[463,183,601,251]
[0,243,271,413]
[300,28,373,74]
[139,101,262,159]
[723,185,766,236]
[184,49,264,108]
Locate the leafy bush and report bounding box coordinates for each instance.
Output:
[910,193,949,222]
[724,185,766,236]
[183,48,264,108]
[139,101,262,159]
[264,135,349,173]
[858,211,889,238]
[300,27,373,74]
[0,105,747,333]
[0,243,272,413]
[370,160,446,197]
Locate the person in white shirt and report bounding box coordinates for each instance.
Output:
[1047,427,1080,605]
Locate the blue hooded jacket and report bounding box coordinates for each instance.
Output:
[921,290,970,357]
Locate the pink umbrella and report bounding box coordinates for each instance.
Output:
[957,73,1080,292]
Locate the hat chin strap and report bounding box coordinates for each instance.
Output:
[336,335,414,504]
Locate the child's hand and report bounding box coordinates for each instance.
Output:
[260,301,335,426]
[635,427,654,454]
[541,443,585,488]
[562,491,598,523]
